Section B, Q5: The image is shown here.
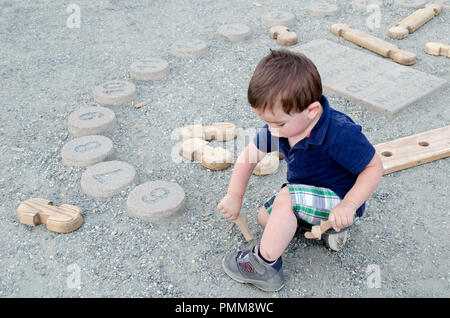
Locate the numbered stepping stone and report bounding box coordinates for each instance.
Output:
[129,58,169,80]
[67,106,116,137]
[433,0,450,10]
[93,80,137,106]
[352,0,383,12]
[126,181,186,223]
[308,3,339,17]
[61,135,114,167]
[261,11,295,27]
[216,23,251,42]
[394,0,427,8]
[80,161,137,198]
[171,39,208,58]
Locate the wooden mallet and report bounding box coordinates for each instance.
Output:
[304,220,332,240]
[233,213,254,242]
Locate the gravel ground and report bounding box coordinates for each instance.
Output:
[0,0,449,298]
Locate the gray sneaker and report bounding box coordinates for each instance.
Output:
[222,245,284,292]
[321,229,349,251]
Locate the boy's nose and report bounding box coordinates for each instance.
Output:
[268,127,281,137]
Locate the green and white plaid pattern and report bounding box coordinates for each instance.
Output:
[264,184,342,226]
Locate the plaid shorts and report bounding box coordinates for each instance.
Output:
[264,183,359,229]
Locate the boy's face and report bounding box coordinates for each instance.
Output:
[253,100,319,138]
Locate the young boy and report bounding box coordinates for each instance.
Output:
[217,50,384,292]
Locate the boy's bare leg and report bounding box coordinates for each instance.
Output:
[259,187,297,262]
[257,206,270,228]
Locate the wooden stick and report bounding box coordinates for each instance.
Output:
[134,98,152,109]
[234,213,254,242]
[388,4,442,40]
[331,23,416,65]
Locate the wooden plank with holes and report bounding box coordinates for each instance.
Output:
[375,126,450,175]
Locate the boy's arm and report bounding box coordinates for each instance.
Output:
[218,142,266,221]
[329,153,384,232]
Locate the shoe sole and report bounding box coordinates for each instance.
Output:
[323,230,349,251]
[221,257,284,292]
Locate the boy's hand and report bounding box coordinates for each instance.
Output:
[328,200,357,232]
[217,194,243,221]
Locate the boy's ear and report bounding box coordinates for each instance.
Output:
[306,101,321,119]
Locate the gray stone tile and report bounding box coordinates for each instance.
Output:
[292,39,448,114]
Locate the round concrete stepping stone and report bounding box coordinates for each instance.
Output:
[308,3,339,17]
[433,0,450,10]
[126,181,186,223]
[216,23,251,42]
[352,0,383,11]
[261,11,295,27]
[171,39,208,58]
[67,106,116,137]
[81,161,136,198]
[394,0,427,8]
[129,58,169,80]
[93,80,137,106]
[61,135,114,167]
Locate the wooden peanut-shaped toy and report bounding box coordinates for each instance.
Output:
[180,122,237,141]
[17,198,83,233]
[253,152,280,175]
[181,138,233,171]
[269,25,298,46]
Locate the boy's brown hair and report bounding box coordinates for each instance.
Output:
[248,49,323,114]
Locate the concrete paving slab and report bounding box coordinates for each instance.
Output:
[294,39,448,114]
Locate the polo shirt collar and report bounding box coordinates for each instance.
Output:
[289,95,331,150]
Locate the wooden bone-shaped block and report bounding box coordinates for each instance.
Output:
[17,198,83,233]
[388,3,442,40]
[180,122,237,141]
[331,23,416,65]
[181,138,233,170]
[425,42,450,58]
[269,25,298,46]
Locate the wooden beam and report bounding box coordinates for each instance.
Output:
[375,126,450,175]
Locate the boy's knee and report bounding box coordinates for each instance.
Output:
[272,187,292,211]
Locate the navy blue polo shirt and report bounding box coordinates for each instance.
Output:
[253,95,375,216]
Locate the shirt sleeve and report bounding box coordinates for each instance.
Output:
[328,123,376,175]
[252,124,280,153]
